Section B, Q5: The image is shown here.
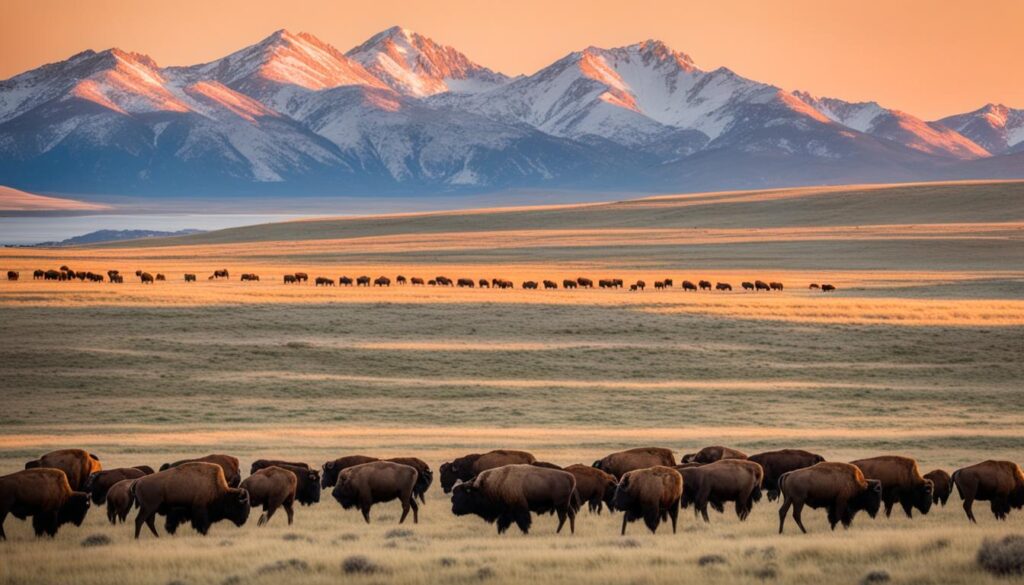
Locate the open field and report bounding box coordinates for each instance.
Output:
[1,181,1023,584]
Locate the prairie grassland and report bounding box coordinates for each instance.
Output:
[1,181,1023,584]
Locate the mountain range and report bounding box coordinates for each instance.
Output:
[1,26,1021,198]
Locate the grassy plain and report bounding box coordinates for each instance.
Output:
[0,181,1023,584]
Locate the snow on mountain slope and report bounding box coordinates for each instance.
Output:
[793,92,989,159]
[937,103,1024,155]
[347,26,509,97]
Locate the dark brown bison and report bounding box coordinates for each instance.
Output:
[105,479,134,525]
[33,269,44,279]
[140,272,154,284]
[109,274,123,283]
[479,279,490,288]
[283,274,297,284]
[850,455,933,518]
[754,280,770,291]
[250,461,320,506]
[25,449,102,491]
[562,279,577,289]
[681,446,748,465]
[634,280,646,290]
[523,281,538,289]
[250,459,310,474]
[952,460,1024,522]
[321,455,380,488]
[84,467,151,504]
[7,271,18,281]
[134,465,156,475]
[809,283,820,289]
[211,269,229,279]
[315,276,334,286]
[294,272,308,282]
[777,462,882,533]
[160,454,241,487]
[749,449,825,501]
[543,280,558,289]
[440,449,537,493]
[770,281,784,291]
[613,465,683,534]
[396,275,407,285]
[0,468,91,539]
[331,461,419,524]
[132,462,250,538]
[699,280,712,290]
[184,273,197,282]
[676,459,763,523]
[654,281,665,290]
[577,277,593,288]
[822,284,836,292]
[356,275,371,286]
[387,457,433,504]
[457,278,475,288]
[924,469,952,506]
[742,281,754,291]
[241,466,298,526]
[374,276,391,287]
[716,282,732,291]
[155,273,166,281]
[493,278,513,289]
[411,277,425,285]
[451,464,577,534]
[240,273,259,281]
[592,447,676,479]
[339,276,352,286]
[564,464,617,513]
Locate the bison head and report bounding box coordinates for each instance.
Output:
[331,478,359,510]
[914,480,935,515]
[611,476,635,511]
[321,461,340,489]
[450,483,498,522]
[24,459,41,470]
[680,453,697,464]
[219,488,251,527]
[58,492,91,528]
[83,472,100,494]
[440,462,459,493]
[856,479,883,519]
[298,470,321,506]
[602,480,617,511]
[159,463,172,472]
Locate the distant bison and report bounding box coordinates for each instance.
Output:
[7,271,18,281]
[577,277,593,288]
[240,273,259,281]
[716,282,732,291]
[356,276,371,286]
[132,462,250,538]
[850,455,933,518]
[924,469,952,506]
[742,281,754,291]
[184,273,196,282]
[0,468,91,539]
[778,462,881,533]
[241,466,298,526]
[543,280,558,289]
[339,276,353,286]
[952,460,1024,522]
[809,283,820,289]
[562,279,577,289]
[492,278,513,289]
[770,281,784,291]
[699,280,712,291]
[251,462,320,506]
[159,454,241,487]
[212,269,229,279]
[451,464,577,534]
[682,280,697,291]
[457,278,475,288]
[140,272,154,284]
[331,461,419,524]
[676,459,763,523]
[283,274,297,284]
[396,275,407,285]
[681,446,747,465]
[523,281,538,289]
[440,450,537,493]
[374,276,391,287]
[84,467,151,504]
[105,479,134,525]
[822,284,836,292]
[754,280,770,291]
[293,272,308,282]
[25,449,102,491]
[564,464,617,514]
[479,279,490,288]
[613,466,683,534]
[315,277,334,286]
[593,447,676,479]
[749,449,825,501]
[155,273,166,281]
[411,277,425,286]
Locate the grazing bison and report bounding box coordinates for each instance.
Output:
[952,460,1024,522]
[184,273,197,282]
[241,466,298,526]
[374,276,391,287]
[523,281,538,289]
[742,281,754,291]
[681,446,747,465]
[479,279,490,288]
[84,467,151,504]
[387,457,433,504]
[109,274,123,283]
[457,278,475,288]
[809,283,820,289]
[132,462,250,538]
[411,277,425,286]
[577,277,593,288]
[777,462,882,533]
[562,279,577,289]
[850,455,933,518]
[397,275,407,285]
[676,459,763,523]
[451,464,577,534]
[592,447,676,479]
[634,280,646,291]
[770,281,784,291]
[293,272,308,282]
[159,454,241,487]
[564,464,617,514]
[315,277,334,286]
[754,280,770,291]
[321,455,380,488]
[493,278,513,289]
[339,276,353,286]
[716,282,732,291]
[240,273,259,281]
[822,284,836,292]
[33,269,44,279]
[356,276,371,286]
[105,479,134,525]
[250,461,320,506]
[699,280,712,291]
[212,269,229,279]
[0,468,91,539]
[140,272,154,284]
[613,466,683,534]
[331,461,419,524]
[924,469,953,506]
[681,280,697,291]
[7,271,18,281]
[283,274,297,284]
[749,449,825,501]
[155,273,166,281]
[436,276,453,286]
[25,449,101,491]
[440,450,537,493]
[543,280,558,289]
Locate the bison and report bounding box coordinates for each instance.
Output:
[411,277,425,286]
[396,276,407,285]
[25,449,101,491]
[850,455,933,518]
[676,459,763,523]
[339,276,353,286]
[155,273,166,281]
[140,272,154,284]
[250,461,320,506]
[315,277,334,286]
[356,275,371,286]
[749,449,825,501]
[742,281,754,291]
[441,449,537,493]
[241,466,298,526]
[924,469,953,506]
[105,478,134,525]
[770,281,784,291]
[809,283,820,289]
[592,447,676,479]
[451,464,577,534]
[84,467,151,504]
[331,461,419,524]
[543,280,558,289]
[159,454,241,487]
[457,278,475,288]
[250,459,310,474]
[131,462,250,538]
[7,271,18,281]
[613,466,683,535]
[682,280,697,291]
[184,273,197,282]
[523,281,538,289]
[754,280,770,291]
[777,462,882,533]
[699,280,712,290]
[479,279,490,288]
[716,282,732,291]
[562,279,577,289]
[283,274,297,284]
[240,273,259,281]
[952,460,1024,522]
[564,464,617,513]
[681,446,747,465]
[374,276,391,287]
[387,457,433,504]
[577,277,593,288]
[822,284,836,292]
[0,468,91,539]
[321,455,380,488]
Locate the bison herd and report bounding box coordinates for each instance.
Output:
[2,446,1022,541]
[6,268,840,294]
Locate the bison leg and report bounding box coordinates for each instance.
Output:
[568,505,576,534]
[513,508,532,534]
[284,499,294,526]
[191,507,211,535]
[107,503,117,525]
[669,498,680,534]
[791,501,808,534]
[777,498,792,534]
[962,495,977,523]
[643,505,662,533]
[0,510,6,540]
[555,507,567,533]
[135,506,159,539]
[410,497,419,524]
[32,511,58,537]
[899,494,915,519]
[620,512,630,535]
[767,489,780,502]
[992,497,1010,520]
[496,513,514,534]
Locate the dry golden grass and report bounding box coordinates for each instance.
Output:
[1,181,1023,584]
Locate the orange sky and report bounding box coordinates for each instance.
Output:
[2,0,1021,119]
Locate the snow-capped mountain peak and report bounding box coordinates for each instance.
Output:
[937,103,1024,154]
[347,26,509,96]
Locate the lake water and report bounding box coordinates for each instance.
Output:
[0,213,322,245]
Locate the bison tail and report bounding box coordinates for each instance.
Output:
[570,489,582,513]
[951,469,965,500]
[128,480,141,509]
